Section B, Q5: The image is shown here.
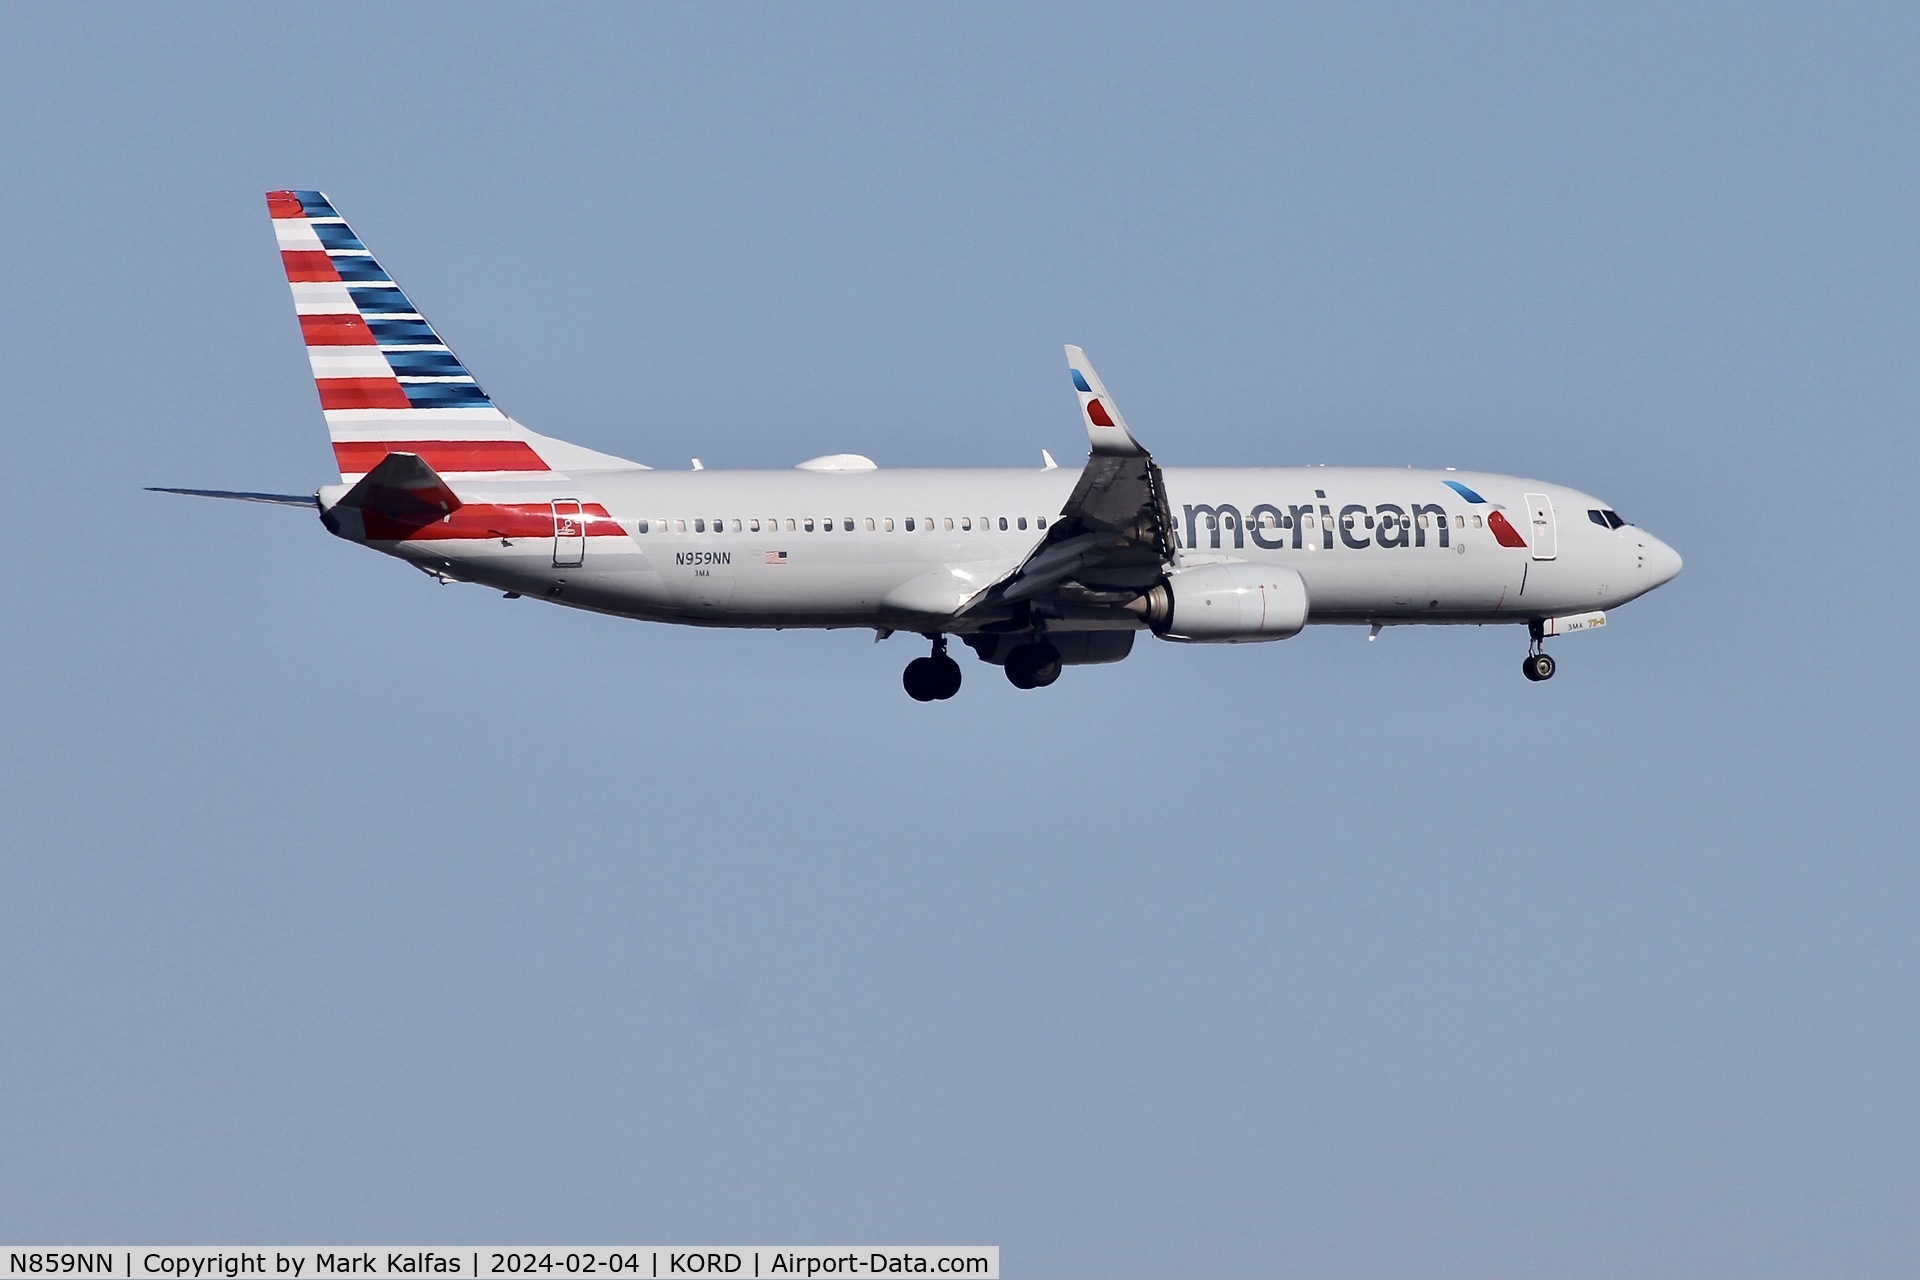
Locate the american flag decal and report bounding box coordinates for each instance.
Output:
[765,550,788,565]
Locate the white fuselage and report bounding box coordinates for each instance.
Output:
[331,464,1683,634]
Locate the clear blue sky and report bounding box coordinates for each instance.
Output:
[2,4,1915,1274]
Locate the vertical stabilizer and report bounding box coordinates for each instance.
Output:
[267,190,638,480]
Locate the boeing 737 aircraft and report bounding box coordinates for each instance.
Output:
[155,191,1682,699]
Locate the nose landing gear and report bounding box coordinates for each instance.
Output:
[1522,621,1556,682]
[903,635,963,702]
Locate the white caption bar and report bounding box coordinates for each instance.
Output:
[1,1251,997,1280]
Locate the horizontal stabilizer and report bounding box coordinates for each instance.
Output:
[148,487,319,508]
[335,451,463,521]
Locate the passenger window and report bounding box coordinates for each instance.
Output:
[961,517,972,531]
[884,517,895,531]
[821,517,832,532]
[804,518,814,532]
[674,519,686,532]
[693,518,705,533]
[1037,516,1047,529]
[749,518,760,532]
[784,518,796,531]
[843,518,854,532]
[1417,515,1428,529]
[904,517,915,531]
[1205,514,1217,530]
[1364,515,1374,529]
[865,517,875,531]
[1454,515,1464,528]
[1303,515,1315,529]
[943,517,953,530]
[1472,515,1483,528]
[731,519,742,532]
[636,519,649,534]
[999,516,1009,531]
[1017,516,1027,530]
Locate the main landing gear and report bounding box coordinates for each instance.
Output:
[903,635,963,702]
[1522,621,1556,682]
[1003,640,1062,690]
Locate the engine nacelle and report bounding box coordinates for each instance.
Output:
[1132,562,1309,643]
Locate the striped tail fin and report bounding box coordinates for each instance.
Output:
[267,190,638,481]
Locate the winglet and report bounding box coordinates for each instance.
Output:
[1064,345,1147,456]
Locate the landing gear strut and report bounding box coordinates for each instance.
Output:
[903,635,963,702]
[1004,640,1062,690]
[1522,622,1556,682]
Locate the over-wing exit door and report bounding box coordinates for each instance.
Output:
[552,499,585,568]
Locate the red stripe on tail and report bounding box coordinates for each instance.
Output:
[299,313,377,346]
[332,440,549,474]
[266,191,306,219]
[317,378,412,410]
[281,250,340,282]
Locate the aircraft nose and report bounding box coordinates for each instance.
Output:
[1646,536,1683,587]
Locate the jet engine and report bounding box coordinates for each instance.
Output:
[1129,562,1309,643]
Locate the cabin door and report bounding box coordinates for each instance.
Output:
[1523,493,1557,561]
[552,499,586,568]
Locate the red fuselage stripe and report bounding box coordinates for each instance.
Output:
[355,502,620,543]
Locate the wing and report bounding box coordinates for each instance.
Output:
[970,346,1176,618]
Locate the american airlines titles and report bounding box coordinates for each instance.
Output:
[1182,500,1455,552]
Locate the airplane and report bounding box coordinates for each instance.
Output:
[153,190,1682,699]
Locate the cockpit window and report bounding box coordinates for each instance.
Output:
[1591,508,1630,529]
[1603,509,1629,528]
[1589,509,1608,527]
